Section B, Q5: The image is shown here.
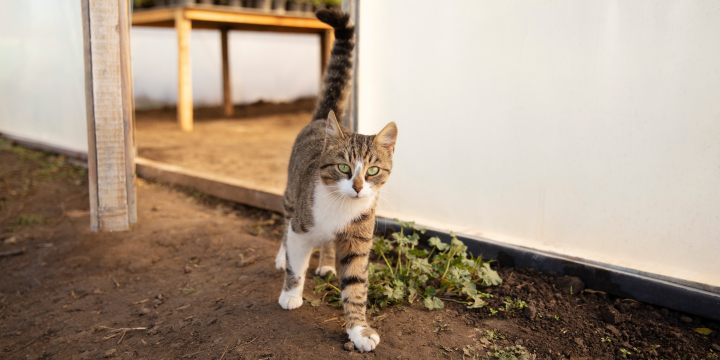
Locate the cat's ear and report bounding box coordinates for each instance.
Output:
[325,110,346,140]
[375,122,398,153]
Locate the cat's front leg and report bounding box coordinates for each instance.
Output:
[278,230,314,310]
[336,231,380,351]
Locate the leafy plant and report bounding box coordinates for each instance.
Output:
[499,297,527,315]
[482,344,530,360]
[9,214,43,231]
[310,219,502,312]
[368,220,501,311]
[619,348,632,358]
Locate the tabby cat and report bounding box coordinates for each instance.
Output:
[273,9,397,352]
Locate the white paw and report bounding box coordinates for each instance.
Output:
[315,266,336,276]
[348,325,380,352]
[275,244,286,271]
[278,291,303,310]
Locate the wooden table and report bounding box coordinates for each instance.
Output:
[132,6,333,131]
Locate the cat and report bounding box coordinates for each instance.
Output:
[273,9,397,352]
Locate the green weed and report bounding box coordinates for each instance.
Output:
[482,344,530,360]
[312,219,503,311]
[9,214,43,231]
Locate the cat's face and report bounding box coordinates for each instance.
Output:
[319,112,397,200]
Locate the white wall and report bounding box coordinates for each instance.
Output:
[359,1,720,290]
[131,28,320,109]
[0,0,88,153]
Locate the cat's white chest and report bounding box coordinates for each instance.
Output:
[302,182,374,244]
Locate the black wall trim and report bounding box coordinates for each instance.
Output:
[376,217,720,321]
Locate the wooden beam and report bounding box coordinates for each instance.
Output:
[176,9,194,131]
[221,27,233,117]
[320,29,334,82]
[131,7,175,25]
[119,0,137,224]
[135,157,283,213]
[82,0,131,231]
[184,8,331,29]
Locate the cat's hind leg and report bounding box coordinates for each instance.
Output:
[315,241,336,276]
[276,196,294,271]
[274,243,286,271]
[278,229,314,310]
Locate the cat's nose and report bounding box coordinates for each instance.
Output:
[352,185,363,193]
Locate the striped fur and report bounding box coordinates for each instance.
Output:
[273,9,398,352]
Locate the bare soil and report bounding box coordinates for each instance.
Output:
[135,100,316,194]
[1,141,719,360]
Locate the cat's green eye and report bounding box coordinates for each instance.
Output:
[338,164,351,174]
[367,167,379,176]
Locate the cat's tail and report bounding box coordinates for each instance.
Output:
[312,9,355,123]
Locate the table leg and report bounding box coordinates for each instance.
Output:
[176,10,193,131]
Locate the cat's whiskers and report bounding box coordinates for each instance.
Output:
[375,192,397,211]
[320,191,345,219]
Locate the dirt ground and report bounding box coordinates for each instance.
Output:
[1,141,720,360]
[135,100,316,195]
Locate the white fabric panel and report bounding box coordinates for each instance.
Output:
[358,1,720,289]
[0,0,88,153]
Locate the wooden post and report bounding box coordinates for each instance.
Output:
[176,9,193,131]
[81,0,134,232]
[119,0,137,223]
[342,0,357,131]
[81,0,100,232]
[221,27,233,117]
[320,29,334,82]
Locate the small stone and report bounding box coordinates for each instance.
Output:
[343,341,354,351]
[606,324,622,338]
[680,315,692,323]
[140,307,150,316]
[150,299,162,308]
[104,348,117,358]
[554,276,585,295]
[156,294,164,300]
[600,306,627,325]
[236,255,259,268]
[152,206,161,211]
[184,265,193,274]
[573,338,584,347]
[523,305,537,321]
[4,237,17,244]
[711,343,720,352]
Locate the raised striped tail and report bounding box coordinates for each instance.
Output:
[313,9,355,123]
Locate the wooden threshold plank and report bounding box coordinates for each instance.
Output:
[135,157,283,213]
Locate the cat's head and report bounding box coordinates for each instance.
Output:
[319,110,397,200]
